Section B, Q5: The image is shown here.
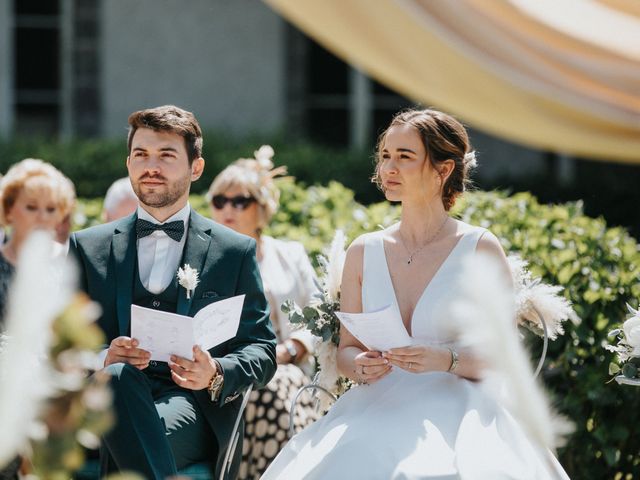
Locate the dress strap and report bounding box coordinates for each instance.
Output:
[450,226,487,257]
[361,231,395,313]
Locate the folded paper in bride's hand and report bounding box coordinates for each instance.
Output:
[335,305,413,351]
[131,294,245,362]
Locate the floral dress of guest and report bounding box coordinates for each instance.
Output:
[238,235,320,480]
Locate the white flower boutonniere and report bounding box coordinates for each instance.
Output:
[177,264,199,299]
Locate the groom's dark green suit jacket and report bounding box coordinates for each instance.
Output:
[68,210,277,473]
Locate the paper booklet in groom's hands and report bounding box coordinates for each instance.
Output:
[131,294,245,362]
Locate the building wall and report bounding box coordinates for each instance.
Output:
[100,0,286,138]
[469,128,546,182]
[0,0,12,138]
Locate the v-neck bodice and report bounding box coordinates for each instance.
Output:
[362,224,486,344]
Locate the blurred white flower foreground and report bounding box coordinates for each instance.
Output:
[0,232,75,468]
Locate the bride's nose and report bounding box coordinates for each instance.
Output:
[381,158,398,176]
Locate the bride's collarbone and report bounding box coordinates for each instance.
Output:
[386,240,451,276]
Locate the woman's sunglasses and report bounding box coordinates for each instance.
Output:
[211,194,256,210]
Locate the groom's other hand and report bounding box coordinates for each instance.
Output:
[168,346,218,390]
[105,336,151,369]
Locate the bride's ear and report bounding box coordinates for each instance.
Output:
[437,159,456,185]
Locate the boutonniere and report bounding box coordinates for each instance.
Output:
[177,264,199,299]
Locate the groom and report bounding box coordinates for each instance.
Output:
[69,105,276,479]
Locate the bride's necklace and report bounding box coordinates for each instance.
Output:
[398,217,449,265]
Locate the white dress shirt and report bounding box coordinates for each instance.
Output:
[136,203,190,293]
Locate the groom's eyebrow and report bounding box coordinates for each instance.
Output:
[131,146,178,153]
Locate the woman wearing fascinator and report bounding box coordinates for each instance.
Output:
[207,146,320,479]
[262,109,570,479]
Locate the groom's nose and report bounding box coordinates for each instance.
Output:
[143,156,162,175]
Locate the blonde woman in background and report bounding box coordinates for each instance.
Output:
[0,158,75,324]
[208,146,319,479]
[0,158,75,480]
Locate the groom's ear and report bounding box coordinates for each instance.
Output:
[191,157,204,181]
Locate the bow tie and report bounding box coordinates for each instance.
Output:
[136,218,185,242]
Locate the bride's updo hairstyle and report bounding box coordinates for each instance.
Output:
[373,108,477,211]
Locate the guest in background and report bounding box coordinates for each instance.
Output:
[208,146,319,479]
[55,183,77,249]
[0,158,75,324]
[102,177,138,223]
[0,158,75,480]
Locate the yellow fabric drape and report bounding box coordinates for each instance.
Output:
[265,0,640,164]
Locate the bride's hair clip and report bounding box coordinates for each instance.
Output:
[463,151,477,169]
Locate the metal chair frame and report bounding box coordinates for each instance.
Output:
[219,384,253,480]
[288,378,337,437]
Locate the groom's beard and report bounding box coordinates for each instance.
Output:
[132,172,191,209]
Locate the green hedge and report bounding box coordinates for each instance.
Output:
[74,182,640,478]
[0,135,379,202]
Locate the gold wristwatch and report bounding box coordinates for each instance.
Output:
[207,362,224,402]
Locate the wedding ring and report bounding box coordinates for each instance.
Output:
[409,362,413,370]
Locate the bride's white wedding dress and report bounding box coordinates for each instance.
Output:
[262,226,570,480]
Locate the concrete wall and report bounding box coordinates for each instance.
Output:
[100,0,286,138]
[0,0,12,138]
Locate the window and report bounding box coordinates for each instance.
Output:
[287,28,413,148]
[13,0,61,136]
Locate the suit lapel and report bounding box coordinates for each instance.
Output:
[177,211,213,316]
[113,215,137,336]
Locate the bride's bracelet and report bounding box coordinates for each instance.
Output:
[447,347,459,373]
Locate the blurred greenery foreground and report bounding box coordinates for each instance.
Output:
[1,180,639,479]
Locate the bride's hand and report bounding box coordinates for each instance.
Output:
[383,345,450,373]
[353,350,392,384]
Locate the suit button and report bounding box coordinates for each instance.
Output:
[152,300,160,308]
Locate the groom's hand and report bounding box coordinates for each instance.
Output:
[104,336,151,369]
[169,345,218,390]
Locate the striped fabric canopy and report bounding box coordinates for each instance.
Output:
[265,0,640,164]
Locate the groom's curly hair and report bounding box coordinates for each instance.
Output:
[372,108,476,211]
[127,105,203,165]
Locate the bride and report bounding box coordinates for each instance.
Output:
[262,109,569,479]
